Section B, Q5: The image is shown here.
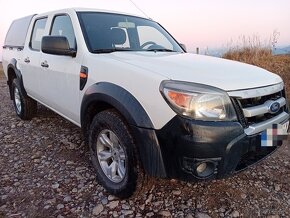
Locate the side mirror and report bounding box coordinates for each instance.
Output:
[41,36,76,57]
[180,43,187,52]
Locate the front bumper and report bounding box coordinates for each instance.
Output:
[155,115,289,181]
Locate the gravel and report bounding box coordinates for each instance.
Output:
[0,71,290,217]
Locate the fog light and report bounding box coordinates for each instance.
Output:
[196,162,207,173]
[195,161,215,178]
[182,157,220,179]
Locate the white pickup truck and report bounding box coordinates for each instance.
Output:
[2,8,289,198]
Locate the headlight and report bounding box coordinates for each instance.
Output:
[160,80,237,121]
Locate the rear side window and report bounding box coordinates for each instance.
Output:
[50,15,76,49]
[30,18,47,51]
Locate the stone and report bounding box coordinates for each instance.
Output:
[139,204,145,210]
[108,195,116,201]
[1,195,8,200]
[231,211,240,217]
[195,212,211,218]
[66,161,74,165]
[13,182,20,186]
[57,204,64,210]
[52,183,60,189]
[122,204,130,210]
[172,190,181,195]
[159,210,171,217]
[274,184,281,192]
[146,212,154,217]
[92,204,104,216]
[241,193,247,199]
[101,197,108,205]
[153,201,163,207]
[177,212,184,217]
[45,198,56,205]
[64,196,71,202]
[33,159,41,163]
[219,208,225,213]
[145,194,153,205]
[78,183,84,189]
[122,210,134,216]
[68,142,77,150]
[108,200,119,209]
[112,211,119,217]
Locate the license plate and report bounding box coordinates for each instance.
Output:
[282,120,289,132]
[261,121,289,147]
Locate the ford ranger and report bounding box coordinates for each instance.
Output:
[2,8,289,198]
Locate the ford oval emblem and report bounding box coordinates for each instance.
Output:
[269,102,280,114]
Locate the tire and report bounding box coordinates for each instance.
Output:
[89,109,141,198]
[12,78,37,120]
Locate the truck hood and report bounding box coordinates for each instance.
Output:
[110,52,282,91]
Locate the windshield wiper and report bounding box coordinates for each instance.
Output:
[146,48,176,52]
[92,48,133,54]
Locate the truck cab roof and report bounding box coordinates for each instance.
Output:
[36,7,146,19]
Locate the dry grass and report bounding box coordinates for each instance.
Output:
[223,47,290,98]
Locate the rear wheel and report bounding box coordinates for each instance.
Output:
[89,109,140,198]
[12,78,37,120]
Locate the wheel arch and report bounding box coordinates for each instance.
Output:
[7,59,27,100]
[81,82,167,178]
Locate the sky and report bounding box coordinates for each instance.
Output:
[0,0,290,57]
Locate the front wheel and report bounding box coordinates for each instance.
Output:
[89,109,140,198]
[12,78,37,120]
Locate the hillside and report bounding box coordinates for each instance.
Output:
[223,47,290,98]
[273,45,290,55]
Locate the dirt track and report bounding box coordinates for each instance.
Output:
[0,64,290,217]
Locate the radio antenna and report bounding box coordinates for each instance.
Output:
[128,0,150,19]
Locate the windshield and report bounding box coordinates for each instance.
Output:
[77,12,184,53]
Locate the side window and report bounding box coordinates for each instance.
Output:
[30,18,47,51]
[50,15,76,49]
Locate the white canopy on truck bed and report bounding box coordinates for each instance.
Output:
[4,15,36,48]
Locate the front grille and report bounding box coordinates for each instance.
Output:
[231,90,287,128]
[231,98,248,128]
[239,91,283,108]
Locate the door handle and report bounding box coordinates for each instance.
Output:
[24,57,30,63]
[41,61,49,68]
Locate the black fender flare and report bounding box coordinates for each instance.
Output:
[7,59,27,99]
[81,82,167,177]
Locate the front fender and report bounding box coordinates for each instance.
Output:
[81,82,153,128]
